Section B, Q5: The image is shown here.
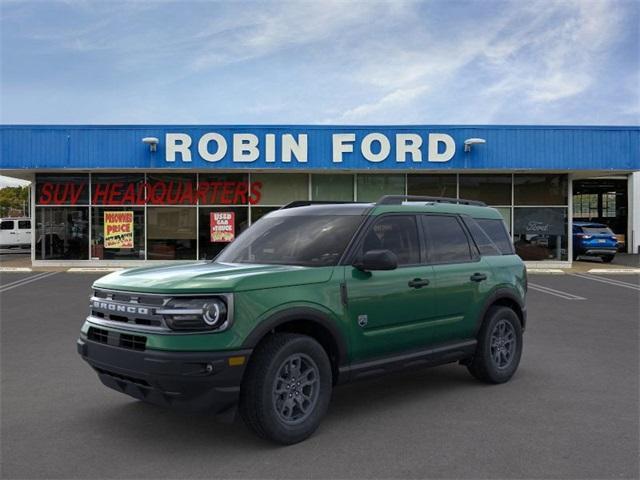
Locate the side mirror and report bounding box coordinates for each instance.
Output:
[353,249,398,271]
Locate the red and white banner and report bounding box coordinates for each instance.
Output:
[210,212,235,243]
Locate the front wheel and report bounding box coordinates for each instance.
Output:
[601,255,615,263]
[239,333,332,445]
[467,306,523,384]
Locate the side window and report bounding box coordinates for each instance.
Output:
[463,217,501,256]
[1,220,15,230]
[361,216,420,266]
[18,220,31,229]
[476,218,514,255]
[423,215,472,263]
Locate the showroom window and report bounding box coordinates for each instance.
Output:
[199,207,249,260]
[147,207,197,260]
[35,207,89,260]
[311,174,354,201]
[30,172,571,263]
[147,173,198,205]
[91,208,145,260]
[514,174,568,205]
[356,174,405,202]
[407,174,457,198]
[459,174,511,205]
[513,207,568,261]
[198,173,255,205]
[91,173,146,205]
[36,174,89,205]
[251,173,308,206]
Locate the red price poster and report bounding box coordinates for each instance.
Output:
[210,212,235,243]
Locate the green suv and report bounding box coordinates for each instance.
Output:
[78,195,527,444]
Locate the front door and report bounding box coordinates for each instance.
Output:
[345,215,437,361]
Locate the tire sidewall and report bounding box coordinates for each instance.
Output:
[259,336,332,444]
[480,307,523,383]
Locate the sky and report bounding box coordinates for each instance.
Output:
[0,0,639,126]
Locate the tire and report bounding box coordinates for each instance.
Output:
[467,306,523,384]
[601,255,614,263]
[239,333,332,445]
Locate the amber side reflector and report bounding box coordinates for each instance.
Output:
[228,356,246,367]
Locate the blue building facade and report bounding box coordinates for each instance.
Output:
[1,125,638,265]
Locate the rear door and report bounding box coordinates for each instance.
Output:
[345,214,437,360]
[17,220,31,246]
[420,214,491,343]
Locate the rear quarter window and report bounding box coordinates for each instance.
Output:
[476,218,514,255]
[463,217,501,256]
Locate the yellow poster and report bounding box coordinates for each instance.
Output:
[104,211,134,248]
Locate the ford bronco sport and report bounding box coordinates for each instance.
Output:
[78,195,527,444]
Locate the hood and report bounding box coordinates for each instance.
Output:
[92,261,335,294]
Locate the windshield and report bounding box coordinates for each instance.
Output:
[216,214,363,266]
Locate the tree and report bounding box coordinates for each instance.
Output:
[0,186,29,217]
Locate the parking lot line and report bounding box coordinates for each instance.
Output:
[570,273,640,291]
[528,282,586,300]
[0,271,58,293]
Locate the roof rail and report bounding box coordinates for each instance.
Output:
[280,200,358,209]
[376,195,487,207]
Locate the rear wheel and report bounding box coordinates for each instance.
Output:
[239,333,332,445]
[467,306,523,384]
[601,255,614,263]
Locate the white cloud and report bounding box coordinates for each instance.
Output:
[333,85,429,122]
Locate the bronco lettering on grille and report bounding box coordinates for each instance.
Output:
[92,300,149,315]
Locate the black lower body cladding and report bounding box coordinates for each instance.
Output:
[77,336,251,413]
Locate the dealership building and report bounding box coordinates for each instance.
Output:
[1,125,638,267]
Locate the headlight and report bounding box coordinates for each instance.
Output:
[158,297,230,332]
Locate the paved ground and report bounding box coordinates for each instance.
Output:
[1,271,638,479]
[0,248,30,269]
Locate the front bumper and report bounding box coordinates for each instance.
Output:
[77,337,251,413]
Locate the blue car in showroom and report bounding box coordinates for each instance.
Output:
[572,222,619,262]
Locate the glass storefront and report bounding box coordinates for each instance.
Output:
[34,172,570,262]
[91,207,145,260]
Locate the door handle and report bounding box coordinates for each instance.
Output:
[470,272,487,282]
[408,278,430,288]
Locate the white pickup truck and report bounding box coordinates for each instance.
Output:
[0,217,31,249]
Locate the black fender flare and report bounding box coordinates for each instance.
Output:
[475,288,527,334]
[241,307,349,366]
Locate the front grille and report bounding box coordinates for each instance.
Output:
[87,326,109,344]
[87,326,147,351]
[119,333,146,351]
[90,288,169,330]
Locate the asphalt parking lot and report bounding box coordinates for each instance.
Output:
[1,271,638,479]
